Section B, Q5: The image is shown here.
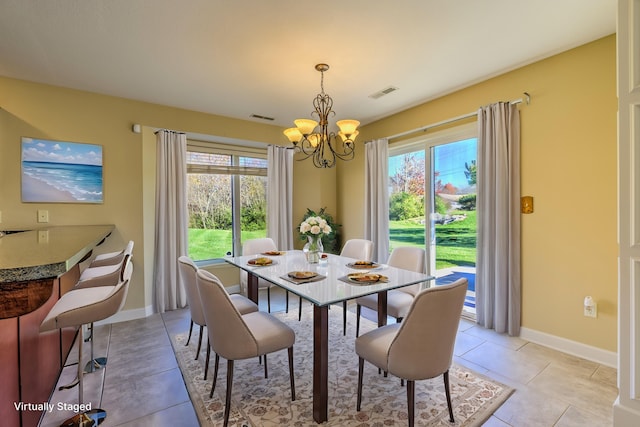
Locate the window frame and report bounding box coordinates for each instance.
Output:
[186,139,267,260]
[388,122,477,275]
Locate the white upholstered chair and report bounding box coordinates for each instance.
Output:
[76,240,134,288]
[355,278,468,427]
[196,269,296,427]
[355,246,426,337]
[338,239,374,334]
[89,240,134,268]
[340,238,374,261]
[40,258,134,427]
[178,256,258,379]
[73,242,134,374]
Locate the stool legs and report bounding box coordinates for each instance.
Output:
[60,327,107,426]
[84,322,107,373]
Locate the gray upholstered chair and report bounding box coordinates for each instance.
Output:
[355,246,426,337]
[178,256,258,379]
[355,278,468,427]
[338,238,374,333]
[241,237,284,313]
[40,258,134,427]
[196,269,296,427]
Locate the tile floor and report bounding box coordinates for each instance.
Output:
[40,288,618,426]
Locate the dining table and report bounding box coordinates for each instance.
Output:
[225,249,435,423]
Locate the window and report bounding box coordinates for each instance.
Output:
[389,123,478,317]
[186,141,267,261]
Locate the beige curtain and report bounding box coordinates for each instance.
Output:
[154,130,188,312]
[364,138,390,263]
[266,145,294,249]
[476,102,521,336]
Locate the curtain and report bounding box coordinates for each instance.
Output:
[153,130,188,313]
[364,138,390,263]
[476,102,521,336]
[267,145,294,250]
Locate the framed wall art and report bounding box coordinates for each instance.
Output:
[21,137,103,203]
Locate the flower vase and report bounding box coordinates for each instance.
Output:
[304,235,324,264]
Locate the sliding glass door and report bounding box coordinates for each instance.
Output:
[389,124,477,317]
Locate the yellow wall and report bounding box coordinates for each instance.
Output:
[338,35,618,352]
[0,78,287,312]
[1,34,617,353]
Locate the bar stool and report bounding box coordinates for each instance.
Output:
[89,240,134,268]
[40,258,133,427]
[72,244,133,375]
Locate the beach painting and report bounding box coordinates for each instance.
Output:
[21,137,103,203]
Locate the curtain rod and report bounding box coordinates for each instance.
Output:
[385,92,530,141]
[153,128,185,135]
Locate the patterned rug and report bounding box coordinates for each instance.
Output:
[170,305,513,426]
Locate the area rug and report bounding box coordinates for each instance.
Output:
[170,305,513,426]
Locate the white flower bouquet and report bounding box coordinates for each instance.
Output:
[299,216,332,237]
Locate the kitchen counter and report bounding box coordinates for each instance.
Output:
[0,224,114,283]
[0,224,115,427]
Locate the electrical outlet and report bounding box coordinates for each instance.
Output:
[38,230,49,243]
[584,296,597,318]
[37,209,49,223]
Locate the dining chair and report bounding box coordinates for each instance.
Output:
[340,238,374,261]
[241,237,287,313]
[355,246,426,337]
[336,238,374,334]
[196,269,296,427]
[178,256,258,380]
[40,258,134,427]
[355,278,468,427]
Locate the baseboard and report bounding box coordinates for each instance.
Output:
[94,305,154,326]
[613,397,640,426]
[519,327,617,368]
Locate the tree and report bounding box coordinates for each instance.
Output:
[464,160,477,185]
[389,153,425,196]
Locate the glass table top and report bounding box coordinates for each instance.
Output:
[225,250,435,307]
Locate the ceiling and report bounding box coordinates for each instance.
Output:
[0,0,616,130]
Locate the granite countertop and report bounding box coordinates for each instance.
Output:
[0,225,115,283]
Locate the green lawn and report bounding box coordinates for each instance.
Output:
[188,228,266,260]
[189,211,476,269]
[390,210,476,269]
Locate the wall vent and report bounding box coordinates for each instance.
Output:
[250,114,275,121]
[369,86,399,99]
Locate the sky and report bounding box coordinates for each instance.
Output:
[389,137,477,190]
[21,137,103,166]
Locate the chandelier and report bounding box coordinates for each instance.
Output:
[283,63,360,168]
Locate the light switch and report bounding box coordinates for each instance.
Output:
[521,196,534,214]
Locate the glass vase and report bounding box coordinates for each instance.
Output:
[303,235,324,264]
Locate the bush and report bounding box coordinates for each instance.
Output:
[389,192,424,220]
[434,194,447,215]
[241,203,266,231]
[458,194,476,211]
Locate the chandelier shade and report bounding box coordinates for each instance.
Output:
[284,63,360,168]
